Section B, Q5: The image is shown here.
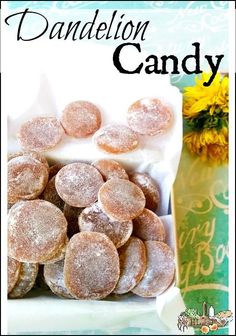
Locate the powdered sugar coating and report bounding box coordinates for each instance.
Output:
[113,237,146,294]
[18,117,65,152]
[127,98,173,135]
[98,179,145,221]
[64,232,120,300]
[8,200,68,263]
[42,176,64,211]
[132,241,175,297]
[79,202,133,248]
[94,125,139,154]
[133,209,165,241]
[40,237,69,265]
[8,151,49,172]
[129,172,160,211]
[61,100,102,138]
[8,257,21,294]
[92,159,129,181]
[63,204,82,238]
[8,156,49,204]
[44,259,73,299]
[9,262,39,298]
[55,163,104,207]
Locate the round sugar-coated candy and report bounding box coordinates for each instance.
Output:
[55,163,104,207]
[113,237,146,294]
[9,262,39,298]
[61,101,101,138]
[8,257,21,294]
[132,241,175,297]
[8,151,49,172]
[129,172,160,211]
[94,125,139,154]
[133,209,165,241]
[44,259,73,299]
[42,176,64,211]
[18,117,65,152]
[64,232,120,300]
[127,98,173,135]
[98,179,145,221]
[8,156,49,204]
[79,202,133,248]
[92,159,129,181]
[63,204,82,238]
[8,200,68,263]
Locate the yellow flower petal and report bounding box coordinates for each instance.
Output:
[188,97,211,114]
[183,128,228,165]
[183,72,228,118]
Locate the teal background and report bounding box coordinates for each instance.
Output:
[7,1,229,10]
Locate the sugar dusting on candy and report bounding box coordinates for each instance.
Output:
[94,125,139,154]
[129,172,160,211]
[64,232,120,300]
[79,202,133,248]
[113,237,146,294]
[92,159,129,181]
[133,208,165,241]
[44,259,73,299]
[61,101,102,138]
[8,257,21,294]
[8,156,49,204]
[8,200,68,263]
[8,151,49,171]
[40,237,68,264]
[55,162,104,207]
[132,241,175,297]
[127,98,173,136]
[9,262,39,298]
[18,117,65,152]
[98,178,145,221]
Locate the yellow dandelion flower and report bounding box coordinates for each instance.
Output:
[182,72,229,165]
[183,72,228,118]
[184,128,228,165]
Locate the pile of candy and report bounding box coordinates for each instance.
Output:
[8,97,175,300]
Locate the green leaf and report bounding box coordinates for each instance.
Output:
[185,109,228,132]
